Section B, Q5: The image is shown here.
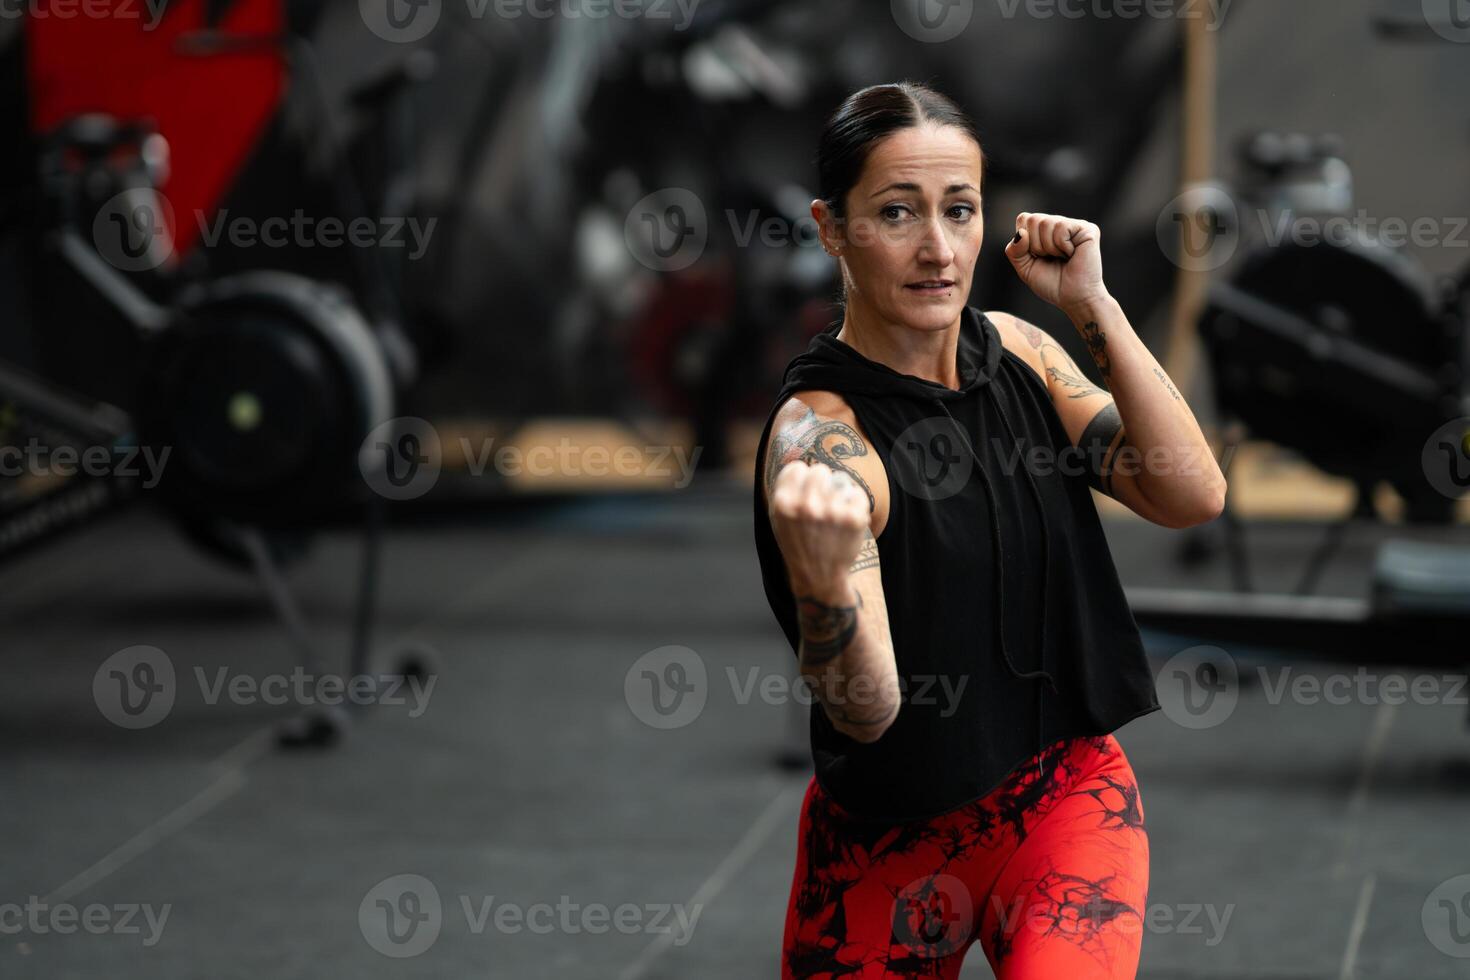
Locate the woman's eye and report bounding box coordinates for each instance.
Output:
[881,205,909,221]
[949,204,975,220]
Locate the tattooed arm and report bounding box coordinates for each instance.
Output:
[762,393,899,743]
[991,309,1227,529]
[999,212,1225,528]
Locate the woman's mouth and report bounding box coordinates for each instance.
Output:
[905,279,955,295]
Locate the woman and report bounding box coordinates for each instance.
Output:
[752,81,1226,979]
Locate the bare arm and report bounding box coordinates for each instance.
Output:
[763,399,898,743]
[1001,212,1227,529]
[1002,309,1227,529]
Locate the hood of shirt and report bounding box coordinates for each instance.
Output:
[774,304,1004,403]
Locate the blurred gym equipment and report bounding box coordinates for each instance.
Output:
[0,4,433,747]
[1130,7,1470,702]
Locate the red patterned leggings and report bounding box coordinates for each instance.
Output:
[781,734,1149,979]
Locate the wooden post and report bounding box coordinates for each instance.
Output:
[1163,7,1221,393]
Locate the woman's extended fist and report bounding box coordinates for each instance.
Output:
[768,460,870,593]
[1003,212,1110,315]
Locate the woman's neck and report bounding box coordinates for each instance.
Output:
[835,301,965,390]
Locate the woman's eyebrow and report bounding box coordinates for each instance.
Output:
[868,182,979,198]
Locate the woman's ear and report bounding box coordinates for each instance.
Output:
[812,199,843,256]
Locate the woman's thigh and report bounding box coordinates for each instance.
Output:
[977,736,1150,979]
[781,777,977,979]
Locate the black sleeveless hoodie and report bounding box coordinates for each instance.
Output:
[752,305,1160,824]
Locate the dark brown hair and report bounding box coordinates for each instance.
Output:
[815,80,986,221]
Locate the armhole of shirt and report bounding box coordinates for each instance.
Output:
[838,393,899,546]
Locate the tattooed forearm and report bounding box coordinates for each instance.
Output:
[849,528,879,573]
[1080,402,1126,497]
[796,591,863,666]
[1153,366,1181,401]
[1081,321,1111,380]
[764,404,877,514]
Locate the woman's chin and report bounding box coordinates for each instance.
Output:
[896,294,965,331]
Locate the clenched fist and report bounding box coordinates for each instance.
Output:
[1004,211,1110,314]
[768,459,870,595]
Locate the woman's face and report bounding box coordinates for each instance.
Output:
[818,123,984,334]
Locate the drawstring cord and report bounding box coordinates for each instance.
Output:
[934,389,1058,781]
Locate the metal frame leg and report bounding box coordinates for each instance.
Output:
[234,498,387,749]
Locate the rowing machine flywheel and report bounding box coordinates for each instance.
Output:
[139,271,394,529]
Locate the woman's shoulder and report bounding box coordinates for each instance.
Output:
[762,389,891,536]
[764,389,876,484]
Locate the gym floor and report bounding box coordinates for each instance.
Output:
[4,477,1469,979]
